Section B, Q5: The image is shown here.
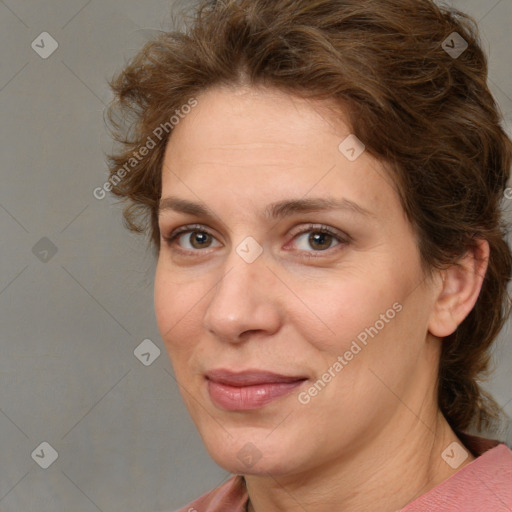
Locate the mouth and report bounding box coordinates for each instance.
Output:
[205,368,308,411]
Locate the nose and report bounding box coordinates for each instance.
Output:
[202,248,283,343]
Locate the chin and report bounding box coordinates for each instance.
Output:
[201,428,302,476]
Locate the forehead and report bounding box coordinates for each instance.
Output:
[164,85,347,158]
[160,86,399,222]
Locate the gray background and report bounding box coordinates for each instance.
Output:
[0,1,511,511]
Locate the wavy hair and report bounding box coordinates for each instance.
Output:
[105,0,512,436]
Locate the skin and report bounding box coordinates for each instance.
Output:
[154,85,489,511]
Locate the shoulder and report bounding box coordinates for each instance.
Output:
[402,437,512,511]
[173,475,248,512]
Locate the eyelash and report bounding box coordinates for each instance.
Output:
[161,223,349,258]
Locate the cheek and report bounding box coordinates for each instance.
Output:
[154,265,198,350]
[153,271,175,337]
[295,272,402,353]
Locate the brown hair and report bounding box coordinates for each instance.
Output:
[105,0,512,436]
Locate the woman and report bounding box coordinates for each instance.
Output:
[105,0,512,510]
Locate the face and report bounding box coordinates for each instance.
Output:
[154,85,441,477]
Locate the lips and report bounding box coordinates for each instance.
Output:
[205,369,307,386]
[205,369,308,411]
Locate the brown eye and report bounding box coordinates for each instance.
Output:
[187,231,213,249]
[162,225,221,252]
[292,227,345,253]
[307,232,334,251]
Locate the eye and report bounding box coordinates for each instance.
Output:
[288,224,347,256]
[161,223,349,257]
[162,224,221,252]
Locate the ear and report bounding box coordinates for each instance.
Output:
[428,238,490,338]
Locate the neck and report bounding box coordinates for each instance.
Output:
[245,410,474,512]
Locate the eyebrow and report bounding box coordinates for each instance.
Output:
[158,196,374,221]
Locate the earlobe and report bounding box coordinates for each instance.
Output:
[428,238,490,338]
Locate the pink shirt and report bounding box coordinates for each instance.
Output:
[174,436,512,512]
